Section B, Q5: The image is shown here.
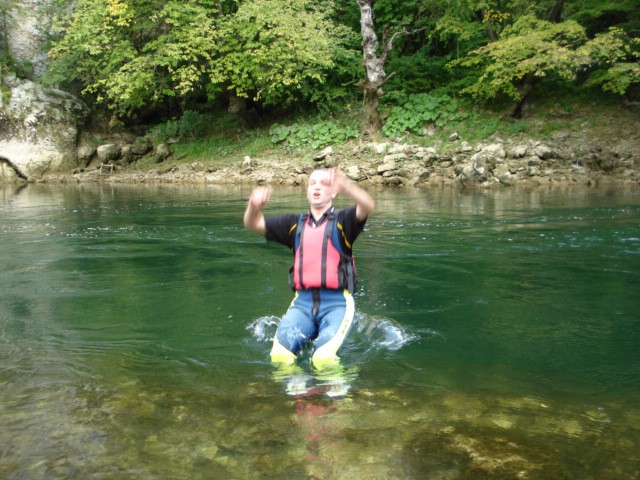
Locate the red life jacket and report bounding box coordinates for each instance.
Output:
[291,212,357,293]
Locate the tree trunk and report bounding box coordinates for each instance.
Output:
[356,0,384,138]
[356,0,412,137]
[547,0,565,23]
[507,73,537,118]
[479,8,497,42]
[362,84,381,135]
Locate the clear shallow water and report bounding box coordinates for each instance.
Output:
[1,183,639,479]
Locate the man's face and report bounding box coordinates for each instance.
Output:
[306,170,335,209]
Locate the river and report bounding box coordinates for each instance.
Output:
[1,183,639,479]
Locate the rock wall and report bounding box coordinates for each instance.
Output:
[7,0,52,78]
[1,1,88,181]
[1,75,88,181]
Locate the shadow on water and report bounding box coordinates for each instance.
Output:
[1,183,639,479]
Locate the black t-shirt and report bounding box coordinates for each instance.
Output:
[264,206,366,254]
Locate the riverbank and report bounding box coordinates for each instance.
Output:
[13,98,640,190]
[38,128,640,190]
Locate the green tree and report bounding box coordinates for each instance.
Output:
[99,1,219,115]
[565,0,640,37]
[209,0,358,108]
[47,0,358,120]
[580,27,640,98]
[47,0,219,119]
[450,13,640,115]
[451,15,586,112]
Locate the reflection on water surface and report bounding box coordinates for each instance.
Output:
[1,184,639,479]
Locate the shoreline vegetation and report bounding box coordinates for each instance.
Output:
[37,100,640,191]
[3,0,639,191]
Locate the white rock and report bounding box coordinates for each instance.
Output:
[482,143,506,159]
[388,144,412,154]
[374,143,390,154]
[0,76,87,179]
[383,153,407,163]
[377,161,398,173]
[345,165,361,180]
[314,146,333,160]
[534,144,554,159]
[511,145,528,158]
[96,144,120,162]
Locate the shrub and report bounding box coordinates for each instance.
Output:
[152,110,209,141]
[269,120,359,150]
[381,93,471,138]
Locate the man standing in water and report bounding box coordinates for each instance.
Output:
[244,168,375,369]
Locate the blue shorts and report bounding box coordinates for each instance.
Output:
[270,289,355,368]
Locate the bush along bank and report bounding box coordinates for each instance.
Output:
[37,131,640,189]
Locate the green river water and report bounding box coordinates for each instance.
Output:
[1,183,639,479]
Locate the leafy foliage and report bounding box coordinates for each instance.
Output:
[431,0,489,46]
[381,93,471,138]
[46,0,359,118]
[40,0,640,127]
[385,47,457,94]
[0,1,12,58]
[451,13,640,103]
[565,0,640,36]
[210,0,359,107]
[450,15,589,101]
[151,110,210,141]
[47,0,218,118]
[580,28,640,95]
[269,120,359,150]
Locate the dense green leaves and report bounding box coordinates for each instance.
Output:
[46,0,358,119]
[42,0,639,125]
[48,0,218,117]
[269,120,359,150]
[450,14,640,101]
[581,28,640,95]
[566,0,640,36]
[451,15,588,100]
[382,93,470,137]
[210,0,358,106]
[1,0,15,70]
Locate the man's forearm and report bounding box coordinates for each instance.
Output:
[342,180,375,221]
[244,187,271,233]
[243,204,265,232]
